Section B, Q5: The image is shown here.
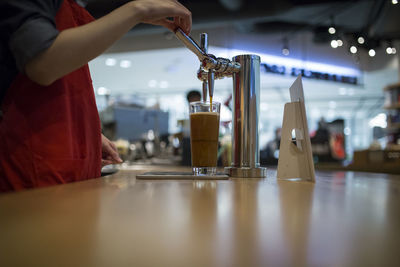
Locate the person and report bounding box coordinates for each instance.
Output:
[181,90,201,166]
[0,0,192,192]
[186,90,201,103]
[260,127,281,165]
[310,117,333,162]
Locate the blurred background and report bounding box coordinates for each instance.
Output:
[86,0,400,173]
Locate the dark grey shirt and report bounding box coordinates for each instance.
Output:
[0,0,87,104]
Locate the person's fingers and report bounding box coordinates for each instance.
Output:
[101,135,122,164]
[178,17,182,29]
[156,17,189,34]
[102,156,121,165]
[173,1,192,33]
[102,159,113,167]
[139,1,191,34]
[110,141,118,152]
[104,142,123,163]
[109,150,123,163]
[172,14,191,34]
[103,153,122,163]
[156,18,177,32]
[175,17,181,32]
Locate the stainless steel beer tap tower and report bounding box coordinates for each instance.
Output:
[175,29,267,178]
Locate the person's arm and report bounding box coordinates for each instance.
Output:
[25,0,191,86]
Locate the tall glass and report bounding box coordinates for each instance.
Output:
[190,101,221,175]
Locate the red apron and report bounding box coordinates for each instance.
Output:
[0,0,102,192]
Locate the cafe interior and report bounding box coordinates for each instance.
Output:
[1,0,400,266]
[89,0,400,173]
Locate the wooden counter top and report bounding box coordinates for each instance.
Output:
[1,165,400,267]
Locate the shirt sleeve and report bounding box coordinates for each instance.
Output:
[0,0,63,72]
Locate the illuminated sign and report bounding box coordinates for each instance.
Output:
[261,63,358,85]
[214,47,360,85]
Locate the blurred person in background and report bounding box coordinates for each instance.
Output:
[0,0,192,192]
[260,127,281,166]
[311,117,333,162]
[186,90,202,104]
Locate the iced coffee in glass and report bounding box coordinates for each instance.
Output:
[189,101,221,175]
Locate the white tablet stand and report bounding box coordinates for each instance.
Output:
[277,76,315,182]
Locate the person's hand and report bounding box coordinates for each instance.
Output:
[101,134,123,167]
[131,0,192,34]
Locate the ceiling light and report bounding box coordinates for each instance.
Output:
[97,87,109,95]
[105,58,116,66]
[368,49,376,57]
[337,39,343,47]
[282,38,290,56]
[339,87,347,95]
[148,80,157,88]
[311,108,321,118]
[392,0,398,4]
[386,41,397,55]
[328,15,336,35]
[120,60,131,68]
[260,103,269,111]
[357,36,365,44]
[328,27,336,34]
[350,46,358,54]
[369,113,387,128]
[159,81,169,89]
[282,48,290,56]
[331,40,338,48]
[327,109,336,120]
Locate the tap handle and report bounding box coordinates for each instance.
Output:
[208,69,215,99]
[200,33,208,54]
[175,28,206,61]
